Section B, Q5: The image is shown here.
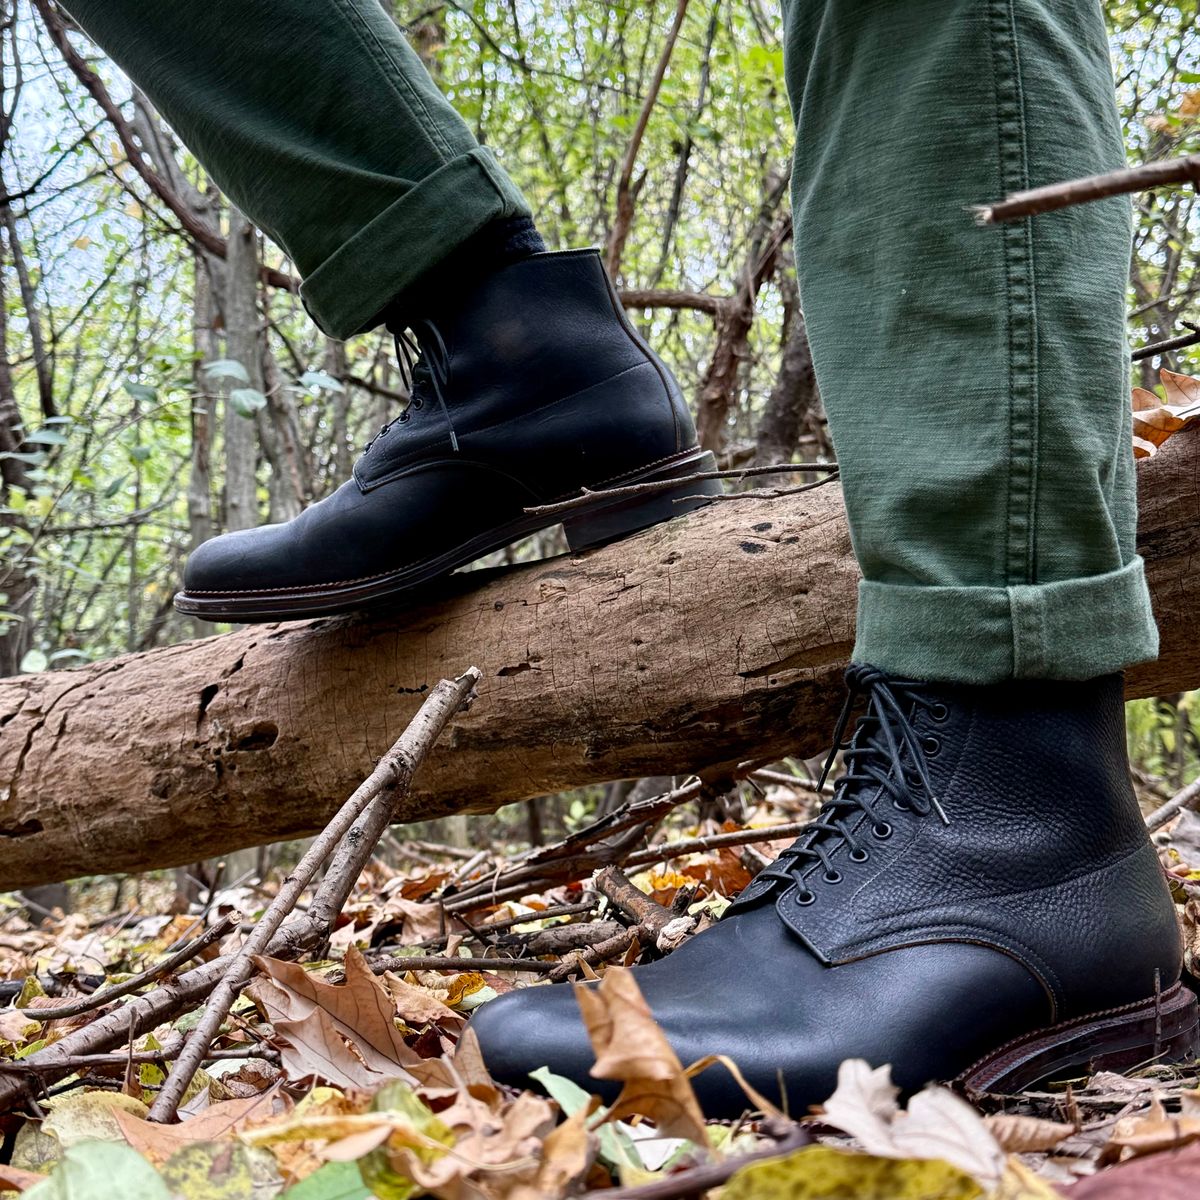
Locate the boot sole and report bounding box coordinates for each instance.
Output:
[957,980,1200,1098]
[174,449,722,623]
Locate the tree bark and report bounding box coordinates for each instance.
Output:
[222,210,260,532]
[3,432,1200,887]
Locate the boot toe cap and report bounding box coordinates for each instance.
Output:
[182,525,291,594]
[470,984,608,1095]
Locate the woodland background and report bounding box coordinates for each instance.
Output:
[0,0,1198,885]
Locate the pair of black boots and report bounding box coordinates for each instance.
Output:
[174,249,1197,1112]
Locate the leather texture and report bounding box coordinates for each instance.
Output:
[470,671,1184,1115]
[181,249,696,596]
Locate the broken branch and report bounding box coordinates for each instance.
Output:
[147,667,480,1122]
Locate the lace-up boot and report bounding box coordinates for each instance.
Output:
[175,249,719,621]
[470,667,1197,1115]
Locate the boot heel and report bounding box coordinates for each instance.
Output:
[562,451,723,553]
[959,982,1200,1098]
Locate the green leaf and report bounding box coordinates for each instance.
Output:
[26,429,70,446]
[25,1141,171,1200]
[123,382,158,404]
[530,1066,645,1173]
[202,358,251,384]
[103,474,129,499]
[299,370,345,394]
[229,387,268,417]
[282,1161,371,1200]
[129,445,151,464]
[19,649,48,673]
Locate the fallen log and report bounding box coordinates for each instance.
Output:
[3,430,1199,887]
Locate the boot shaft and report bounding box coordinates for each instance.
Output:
[740,671,1182,1020]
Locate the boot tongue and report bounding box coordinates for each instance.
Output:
[728,667,948,912]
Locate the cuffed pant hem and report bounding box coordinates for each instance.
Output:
[853,556,1159,684]
[299,146,530,339]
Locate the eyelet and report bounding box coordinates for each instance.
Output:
[794,888,816,906]
[892,798,910,812]
[873,821,893,840]
[399,410,410,422]
[930,703,949,722]
[823,869,843,885]
[923,735,941,756]
[849,847,869,863]
[411,398,424,409]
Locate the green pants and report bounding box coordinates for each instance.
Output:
[63,0,1157,684]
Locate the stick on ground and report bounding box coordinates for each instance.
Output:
[146,666,480,1122]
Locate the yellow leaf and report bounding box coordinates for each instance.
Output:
[1180,90,1200,119]
[72,236,91,251]
[443,971,485,1010]
[723,1145,984,1200]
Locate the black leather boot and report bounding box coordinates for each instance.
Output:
[470,667,1198,1115]
[174,249,719,622]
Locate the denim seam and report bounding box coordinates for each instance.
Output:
[989,0,1039,591]
[330,0,458,162]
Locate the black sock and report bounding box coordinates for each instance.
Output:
[386,216,546,328]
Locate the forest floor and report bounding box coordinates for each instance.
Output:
[1,776,1198,1199]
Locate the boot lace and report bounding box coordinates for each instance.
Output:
[364,317,458,454]
[755,664,950,901]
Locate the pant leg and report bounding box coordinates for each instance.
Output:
[780,0,1156,683]
[60,0,530,339]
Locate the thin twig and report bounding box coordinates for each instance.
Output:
[1131,322,1200,363]
[973,153,1200,225]
[750,768,828,795]
[623,820,811,870]
[0,1036,280,1074]
[364,953,557,975]
[705,476,836,502]
[547,927,637,982]
[147,668,480,1122]
[585,1126,813,1199]
[406,897,600,949]
[1146,775,1200,833]
[21,913,239,1022]
[606,0,691,279]
[524,462,838,520]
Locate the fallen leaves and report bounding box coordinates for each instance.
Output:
[248,947,422,1088]
[1132,368,1200,458]
[574,966,710,1146]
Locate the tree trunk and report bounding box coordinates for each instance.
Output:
[753,255,820,468]
[222,210,260,532]
[3,432,1200,887]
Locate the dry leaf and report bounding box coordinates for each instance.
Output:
[0,1161,46,1192]
[382,969,463,1028]
[1101,1095,1200,1162]
[573,967,709,1146]
[984,1113,1075,1153]
[271,1005,399,1089]
[1131,368,1200,458]
[250,946,420,1086]
[115,1088,283,1166]
[507,1104,594,1200]
[820,1060,1007,1190]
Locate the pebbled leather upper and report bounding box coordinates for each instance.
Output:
[471,671,1185,1113]
[732,673,1181,1021]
